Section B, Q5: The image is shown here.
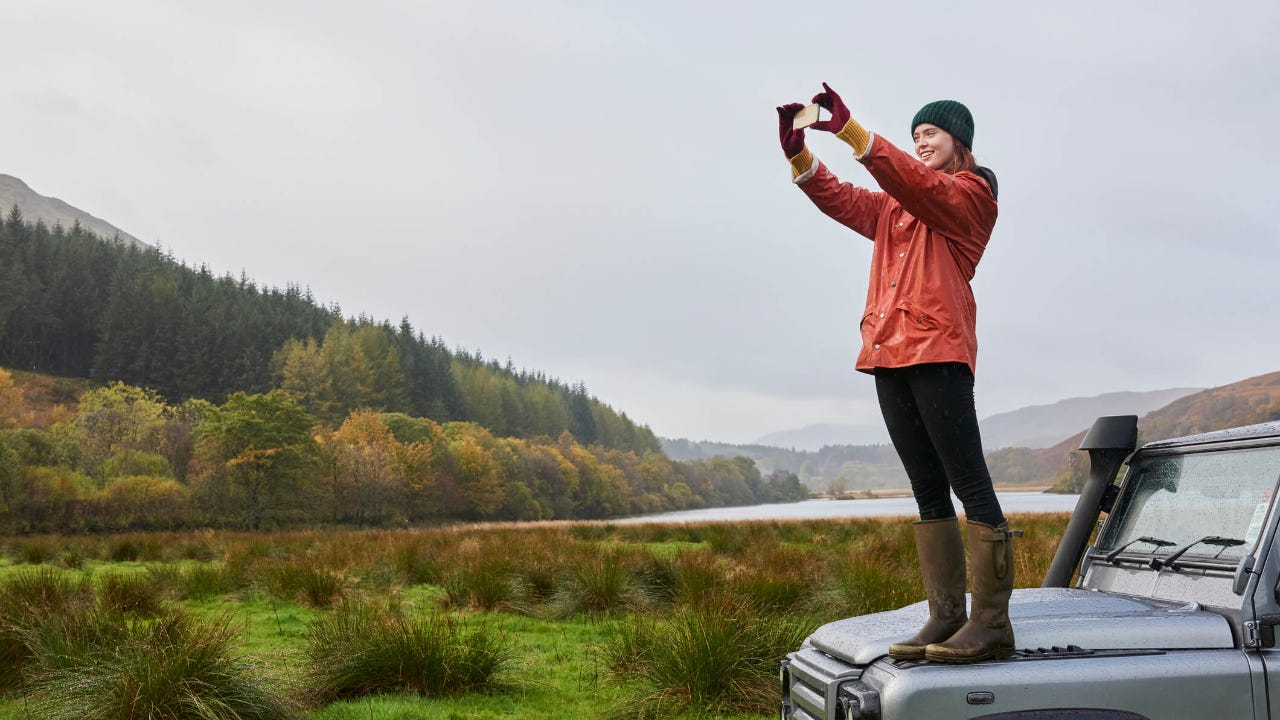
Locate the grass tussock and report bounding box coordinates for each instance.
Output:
[305,600,516,702]
[602,596,816,719]
[548,548,655,618]
[23,611,299,720]
[95,570,167,615]
[261,560,348,608]
[0,566,95,691]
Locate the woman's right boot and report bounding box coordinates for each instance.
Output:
[887,517,967,661]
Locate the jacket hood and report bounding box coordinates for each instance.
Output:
[807,587,1234,666]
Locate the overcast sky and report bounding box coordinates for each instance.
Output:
[3,1,1277,444]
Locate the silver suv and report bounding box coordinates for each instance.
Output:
[781,416,1280,720]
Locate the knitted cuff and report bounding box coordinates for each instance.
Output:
[835,118,871,157]
[788,146,814,178]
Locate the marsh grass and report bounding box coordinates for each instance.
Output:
[305,600,516,702]
[603,596,816,719]
[169,562,246,600]
[261,560,347,608]
[442,556,517,610]
[548,548,655,619]
[23,611,299,720]
[729,545,820,615]
[0,514,1072,719]
[96,570,166,615]
[0,566,95,691]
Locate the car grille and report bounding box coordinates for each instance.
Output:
[784,646,862,720]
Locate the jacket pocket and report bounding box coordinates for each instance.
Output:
[899,302,938,331]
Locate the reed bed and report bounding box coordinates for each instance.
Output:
[0,512,1071,720]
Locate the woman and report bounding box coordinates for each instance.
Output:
[777,84,1016,664]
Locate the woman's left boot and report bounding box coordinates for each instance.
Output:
[924,520,1019,664]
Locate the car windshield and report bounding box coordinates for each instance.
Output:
[1099,445,1280,562]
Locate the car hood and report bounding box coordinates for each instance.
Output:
[808,587,1235,666]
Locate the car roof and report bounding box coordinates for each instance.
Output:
[1141,420,1280,451]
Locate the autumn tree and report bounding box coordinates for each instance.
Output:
[73,382,168,483]
[327,409,410,525]
[0,369,23,429]
[189,391,322,529]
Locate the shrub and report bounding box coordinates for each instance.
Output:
[98,475,190,530]
[603,597,815,719]
[23,611,299,720]
[305,601,515,701]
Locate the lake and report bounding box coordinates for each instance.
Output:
[616,491,1081,524]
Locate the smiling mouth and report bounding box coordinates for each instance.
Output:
[919,150,934,162]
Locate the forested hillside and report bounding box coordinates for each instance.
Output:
[0,207,655,454]
[0,369,807,532]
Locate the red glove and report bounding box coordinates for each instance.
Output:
[809,82,851,133]
[776,103,807,158]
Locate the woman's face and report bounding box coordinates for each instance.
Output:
[913,123,956,170]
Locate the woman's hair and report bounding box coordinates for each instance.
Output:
[942,141,978,175]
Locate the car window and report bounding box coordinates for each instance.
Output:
[1099,445,1280,560]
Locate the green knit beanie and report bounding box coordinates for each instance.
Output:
[912,100,974,150]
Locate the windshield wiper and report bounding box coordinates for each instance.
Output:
[1150,536,1246,571]
[1105,536,1176,565]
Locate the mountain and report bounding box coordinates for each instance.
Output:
[979,387,1201,449]
[668,377,1274,492]
[754,422,889,450]
[0,174,144,247]
[989,371,1280,491]
[742,387,1201,455]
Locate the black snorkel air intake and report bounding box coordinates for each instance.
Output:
[1042,415,1138,588]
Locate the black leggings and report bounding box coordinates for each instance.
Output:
[874,362,1005,526]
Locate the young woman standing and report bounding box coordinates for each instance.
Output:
[777,84,1016,664]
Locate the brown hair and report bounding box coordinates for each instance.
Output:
[942,141,978,175]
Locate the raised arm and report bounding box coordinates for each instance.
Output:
[859,136,996,254]
[778,100,886,240]
[804,84,997,256]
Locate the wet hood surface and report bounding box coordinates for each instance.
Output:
[808,587,1235,666]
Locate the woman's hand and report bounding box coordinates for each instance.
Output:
[809,82,850,133]
[776,103,807,158]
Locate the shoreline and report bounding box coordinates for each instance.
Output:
[826,485,1053,500]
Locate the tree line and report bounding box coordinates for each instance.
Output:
[0,374,807,533]
[0,207,657,454]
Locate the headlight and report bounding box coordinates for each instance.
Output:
[836,681,881,720]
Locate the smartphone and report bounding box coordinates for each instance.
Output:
[791,104,822,130]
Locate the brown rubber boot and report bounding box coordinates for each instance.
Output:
[924,520,1020,664]
[887,518,967,661]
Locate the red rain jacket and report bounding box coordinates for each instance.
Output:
[796,135,997,375]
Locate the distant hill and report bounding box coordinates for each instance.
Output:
[990,371,1280,491]
[661,437,906,491]
[754,422,889,450]
[979,387,1201,449]
[0,174,144,247]
[668,376,1275,492]
[750,387,1199,452]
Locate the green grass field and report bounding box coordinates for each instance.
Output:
[0,513,1069,720]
